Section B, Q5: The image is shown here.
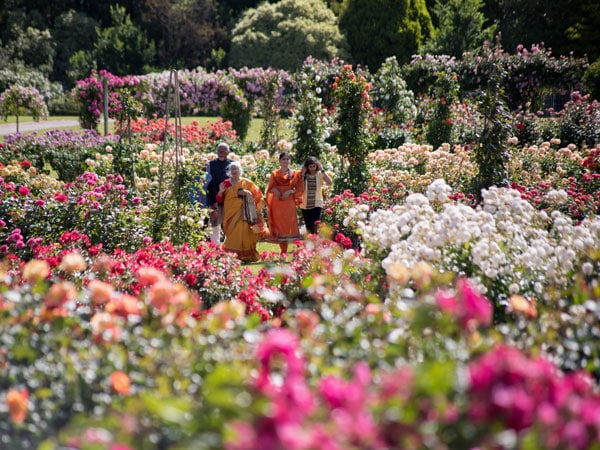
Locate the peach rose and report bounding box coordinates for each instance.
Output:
[6,388,28,423]
[59,252,87,273]
[22,259,50,283]
[88,280,115,305]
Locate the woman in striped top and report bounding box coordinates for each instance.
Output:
[299,156,332,235]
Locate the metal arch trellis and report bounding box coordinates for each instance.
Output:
[154,69,185,243]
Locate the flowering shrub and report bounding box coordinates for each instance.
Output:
[290,64,330,163]
[357,179,600,317]
[0,170,152,257]
[71,69,141,130]
[1,128,118,175]
[2,62,600,449]
[554,91,600,147]
[330,64,373,194]
[0,84,48,133]
[426,71,460,149]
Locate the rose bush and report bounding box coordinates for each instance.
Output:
[1,59,600,449]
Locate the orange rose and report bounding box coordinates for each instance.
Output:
[88,280,115,305]
[6,388,28,423]
[109,371,131,395]
[105,294,142,317]
[507,295,538,318]
[45,281,78,308]
[136,267,166,287]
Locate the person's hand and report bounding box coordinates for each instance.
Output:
[272,188,280,199]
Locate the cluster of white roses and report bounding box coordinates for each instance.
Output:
[354,179,600,302]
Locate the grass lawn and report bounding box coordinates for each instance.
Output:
[243,241,303,275]
[1,115,279,145]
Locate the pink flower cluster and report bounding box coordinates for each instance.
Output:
[228,329,384,450]
[436,277,493,331]
[468,345,600,449]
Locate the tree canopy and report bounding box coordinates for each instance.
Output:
[422,0,496,58]
[339,0,434,70]
[228,0,349,71]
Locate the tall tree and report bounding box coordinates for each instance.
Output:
[484,0,574,55]
[565,0,600,62]
[339,0,434,71]
[52,10,98,87]
[422,0,496,58]
[141,0,227,70]
[94,5,156,75]
[229,0,349,71]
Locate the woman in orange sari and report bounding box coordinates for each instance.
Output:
[266,152,303,255]
[216,162,267,262]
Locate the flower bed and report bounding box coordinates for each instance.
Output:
[1,103,600,448]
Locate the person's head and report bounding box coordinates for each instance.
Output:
[303,156,320,174]
[278,152,292,167]
[216,143,230,161]
[227,161,242,178]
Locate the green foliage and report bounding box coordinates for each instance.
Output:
[51,9,99,88]
[1,26,56,76]
[565,0,600,63]
[290,66,330,163]
[422,0,496,58]
[141,0,227,70]
[489,0,569,56]
[229,0,348,72]
[426,71,460,149]
[93,5,156,76]
[339,0,434,70]
[471,67,512,199]
[583,59,600,101]
[331,65,373,194]
[258,73,282,153]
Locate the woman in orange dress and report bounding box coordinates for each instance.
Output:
[217,162,267,262]
[266,152,303,255]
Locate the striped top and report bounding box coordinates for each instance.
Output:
[300,172,325,209]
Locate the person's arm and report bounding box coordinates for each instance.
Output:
[284,170,302,199]
[216,180,229,203]
[266,173,280,199]
[322,170,332,186]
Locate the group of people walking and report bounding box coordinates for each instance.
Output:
[205,142,332,262]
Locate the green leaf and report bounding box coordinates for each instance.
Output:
[141,393,194,424]
[414,360,456,396]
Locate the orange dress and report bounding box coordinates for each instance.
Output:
[266,169,303,243]
[221,178,266,262]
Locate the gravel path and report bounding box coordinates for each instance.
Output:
[0,119,80,136]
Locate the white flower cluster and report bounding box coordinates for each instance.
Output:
[358,179,600,301]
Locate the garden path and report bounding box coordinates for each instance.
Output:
[0,119,79,136]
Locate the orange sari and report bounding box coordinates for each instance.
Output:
[266,169,303,242]
[222,178,266,262]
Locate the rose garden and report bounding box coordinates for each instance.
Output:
[1,47,600,449]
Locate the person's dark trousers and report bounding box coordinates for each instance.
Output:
[302,207,322,235]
